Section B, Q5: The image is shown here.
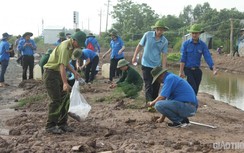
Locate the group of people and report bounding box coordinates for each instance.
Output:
[134,22,217,127]
[0,19,219,134]
[109,21,217,128]
[0,32,37,87]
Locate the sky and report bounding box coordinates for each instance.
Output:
[0,0,243,37]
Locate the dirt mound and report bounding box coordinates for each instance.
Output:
[203,51,244,74]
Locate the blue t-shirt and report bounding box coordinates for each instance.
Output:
[110,36,124,59]
[81,48,98,61]
[18,38,37,56]
[160,72,198,106]
[54,39,62,46]
[0,40,10,61]
[85,37,100,53]
[140,31,168,68]
[180,38,214,69]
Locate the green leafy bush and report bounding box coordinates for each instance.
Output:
[167,52,181,62]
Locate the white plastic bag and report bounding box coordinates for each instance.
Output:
[68,80,91,122]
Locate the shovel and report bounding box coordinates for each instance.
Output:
[189,121,217,129]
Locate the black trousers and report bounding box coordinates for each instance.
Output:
[184,67,202,95]
[109,57,123,81]
[22,55,34,80]
[85,56,99,83]
[141,65,160,102]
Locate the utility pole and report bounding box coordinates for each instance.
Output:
[230,18,233,55]
[88,18,90,31]
[105,0,110,33]
[41,18,44,36]
[99,9,102,37]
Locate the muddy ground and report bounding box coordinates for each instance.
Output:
[0,51,244,153]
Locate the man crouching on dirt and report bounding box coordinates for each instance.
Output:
[43,31,86,134]
[110,59,143,99]
[147,66,198,128]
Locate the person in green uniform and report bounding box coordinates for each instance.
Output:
[110,59,143,99]
[39,49,53,75]
[43,31,86,134]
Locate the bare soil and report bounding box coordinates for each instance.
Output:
[0,51,243,153]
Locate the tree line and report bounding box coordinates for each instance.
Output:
[98,0,244,53]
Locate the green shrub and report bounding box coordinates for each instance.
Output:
[173,37,183,51]
[167,52,181,62]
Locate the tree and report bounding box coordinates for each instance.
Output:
[179,5,193,24]
[162,15,185,30]
[193,2,212,22]
[160,15,185,47]
[111,0,159,40]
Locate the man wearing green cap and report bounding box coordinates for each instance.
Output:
[179,24,217,95]
[148,66,198,127]
[55,32,67,46]
[43,31,86,134]
[132,20,169,109]
[110,59,143,98]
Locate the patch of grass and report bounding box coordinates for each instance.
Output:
[16,93,47,108]
[93,88,125,104]
[125,95,145,109]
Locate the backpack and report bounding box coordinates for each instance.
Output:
[86,42,95,51]
[39,54,50,68]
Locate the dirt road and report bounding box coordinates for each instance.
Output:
[0,54,244,153]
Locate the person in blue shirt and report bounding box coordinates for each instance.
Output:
[234,28,244,57]
[66,33,72,39]
[54,32,66,46]
[0,33,13,87]
[85,33,100,54]
[148,66,198,127]
[18,32,37,80]
[76,48,99,83]
[179,24,217,95]
[85,33,101,75]
[132,20,169,110]
[102,30,125,82]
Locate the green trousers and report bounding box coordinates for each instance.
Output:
[43,69,70,128]
[118,82,142,98]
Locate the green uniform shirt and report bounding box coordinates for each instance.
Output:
[39,54,50,68]
[44,39,74,71]
[117,66,143,88]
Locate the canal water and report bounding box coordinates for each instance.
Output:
[168,67,244,111]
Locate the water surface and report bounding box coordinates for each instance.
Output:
[169,67,244,111]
